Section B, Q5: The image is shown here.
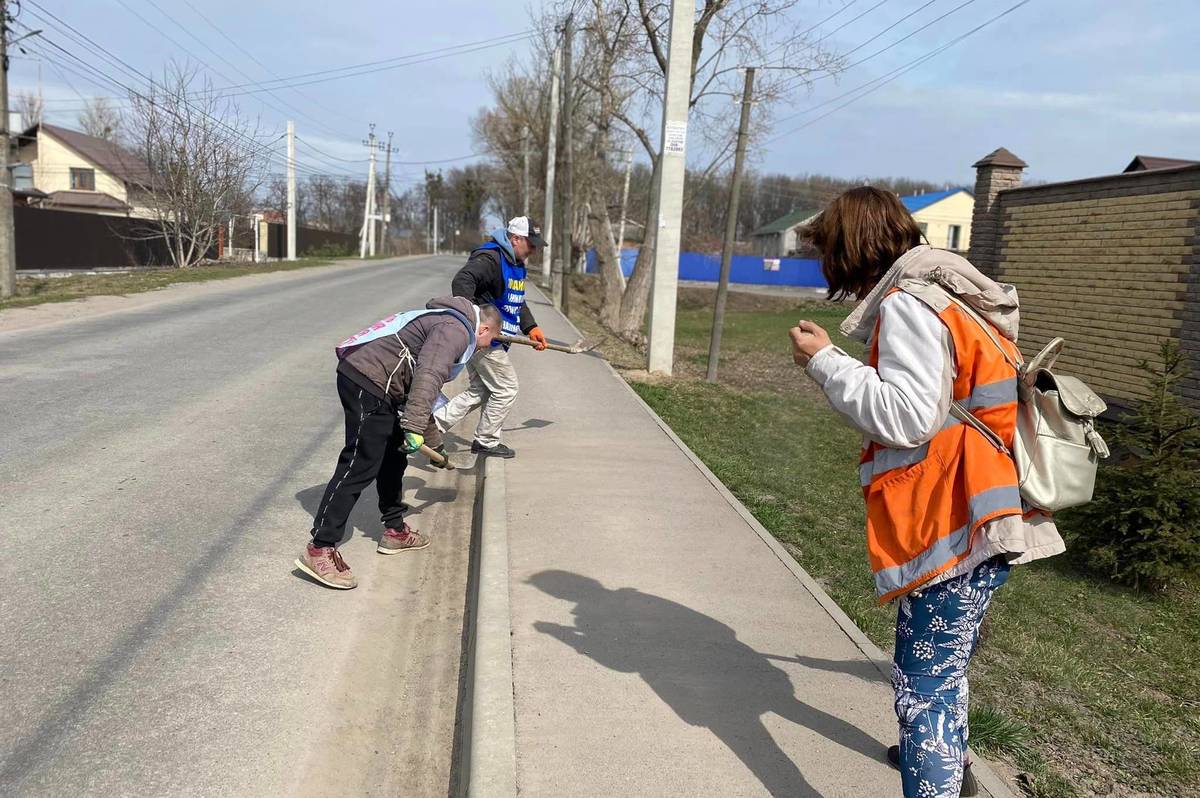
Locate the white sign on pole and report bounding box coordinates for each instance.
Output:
[764,258,781,272]
[664,121,688,155]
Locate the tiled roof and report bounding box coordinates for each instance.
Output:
[1123,155,1199,173]
[31,123,153,187]
[43,190,131,211]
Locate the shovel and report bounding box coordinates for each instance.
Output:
[499,333,601,355]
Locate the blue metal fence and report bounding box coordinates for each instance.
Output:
[585,248,827,289]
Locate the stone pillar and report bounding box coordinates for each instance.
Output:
[969,147,1027,277]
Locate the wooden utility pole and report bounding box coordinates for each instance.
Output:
[706,68,755,383]
[0,1,16,298]
[554,13,574,316]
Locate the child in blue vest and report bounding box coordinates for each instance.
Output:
[296,298,502,590]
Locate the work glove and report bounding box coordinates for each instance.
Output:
[400,431,424,454]
[528,327,548,351]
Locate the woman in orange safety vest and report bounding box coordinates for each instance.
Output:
[789,187,1064,798]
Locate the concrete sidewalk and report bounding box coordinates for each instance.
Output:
[477,288,1012,798]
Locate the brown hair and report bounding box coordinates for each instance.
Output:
[801,186,923,301]
[479,303,503,329]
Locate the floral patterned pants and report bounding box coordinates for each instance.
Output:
[892,557,1011,798]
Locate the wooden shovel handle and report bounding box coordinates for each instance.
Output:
[419,444,454,470]
[499,334,582,354]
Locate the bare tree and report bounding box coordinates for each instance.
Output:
[128,64,269,268]
[596,0,842,340]
[78,97,123,141]
[16,90,42,129]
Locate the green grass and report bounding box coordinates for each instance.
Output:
[0,256,361,313]
[609,289,1200,798]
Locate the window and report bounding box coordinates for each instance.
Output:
[947,224,962,250]
[70,168,96,191]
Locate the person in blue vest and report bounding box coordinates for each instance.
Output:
[433,216,548,458]
[296,297,503,590]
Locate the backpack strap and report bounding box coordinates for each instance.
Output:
[937,290,1023,372]
[949,400,1012,456]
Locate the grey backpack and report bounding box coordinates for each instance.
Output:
[942,293,1111,512]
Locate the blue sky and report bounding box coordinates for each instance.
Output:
[12,0,1199,188]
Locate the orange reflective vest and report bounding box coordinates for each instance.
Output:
[862,288,1024,603]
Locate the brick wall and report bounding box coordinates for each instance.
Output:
[971,155,1200,408]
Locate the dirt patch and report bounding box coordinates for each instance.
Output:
[676,285,837,314]
[569,274,836,397]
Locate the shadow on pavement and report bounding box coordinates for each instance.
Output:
[528,570,890,798]
[503,417,555,433]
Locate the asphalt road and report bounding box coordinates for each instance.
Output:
[0,256,478,797]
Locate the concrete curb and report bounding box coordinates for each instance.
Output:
[461,456,518,798]
[540,286,1017,798]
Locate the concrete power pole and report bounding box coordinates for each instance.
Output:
[286,120,297,261]
[521,124,530,216]
[541,42,562,287]
[646,0,695,375]
[706,67,755,383]
[433,204,439,256]
[0,1,16,298]
[359,124,378,259]
[554,13,573,315]
[381,131,394,256]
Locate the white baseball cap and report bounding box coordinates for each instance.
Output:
[506,216,546,247]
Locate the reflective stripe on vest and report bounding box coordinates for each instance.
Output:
[478,241,527,345]
[862,288,1023,603]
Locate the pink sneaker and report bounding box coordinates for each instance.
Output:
[377,523,430,555]
[295,543,358,589]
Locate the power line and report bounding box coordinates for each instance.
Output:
[217,35,538,97]
[771,0,983,96]
[111,0,356,145]
[763,0,1033,145]
[174,0,344,122]
[757,0,864,64]
[212,31,535,94]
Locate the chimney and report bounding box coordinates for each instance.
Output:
[969,147,1027,277]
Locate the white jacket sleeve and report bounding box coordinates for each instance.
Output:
[805,292,953,449]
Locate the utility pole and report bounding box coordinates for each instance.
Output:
[646,0,694,375]
[541,41,562,287]
[521,124,530,216]
[615,150,633,288]
[0,1,16,298]
[286,120,297,261]
[359,124,378,258]
[381,131,394,256]
[554,13,574,315]
[706,68,755,383]
[433,204,439,256]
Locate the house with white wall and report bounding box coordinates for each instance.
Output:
[749,187,974,258]
[15,123,156,218]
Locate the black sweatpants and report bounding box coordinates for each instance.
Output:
[310,372,408,547]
